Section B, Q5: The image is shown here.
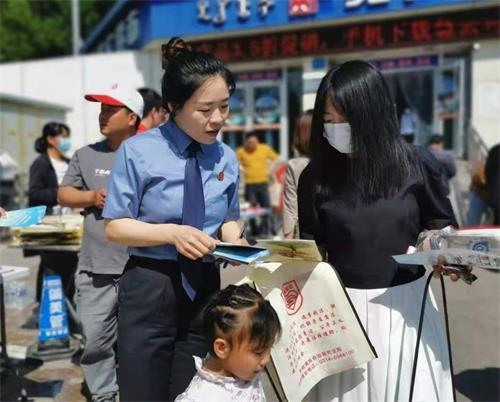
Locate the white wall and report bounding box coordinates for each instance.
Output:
[471,40,500,149]
[0,50,162,153]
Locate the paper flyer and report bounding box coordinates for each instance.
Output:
[256,239,323,262]
[0,206,47,228]
[213,242,270,264]
[393,249,500,270]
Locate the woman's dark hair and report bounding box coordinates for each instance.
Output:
[161,37,235,116]
[293,109,313,156]
[309,60,415,201]
[202,284,281,356]
[34,122,69,154]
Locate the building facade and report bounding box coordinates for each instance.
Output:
[81,0,500,158]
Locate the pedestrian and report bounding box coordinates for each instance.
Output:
[102,37,243,401]
[298,61,461,401]
[137,87,168,132]
[400,106,417,144]
[485,143,500,225]
[427,134,456,194]
[28,122,77,305]
[175,284,281,401]
[466,159,488,226]
[237,133,279,236]
[58,84,143,402]
[283,110,312,239]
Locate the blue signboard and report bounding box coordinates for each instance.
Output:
[82,0,493,53]
[38,275,69,342]
[372,55,439,71]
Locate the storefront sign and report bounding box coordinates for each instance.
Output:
[235,69,282,81]
[84,0,492,53]
[197,0,275,25]
[346,0,414,9]
[372,55,438,71]
[191,7,499,63]
[289,0,318,17]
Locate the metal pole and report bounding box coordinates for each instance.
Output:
[71,0,82,55]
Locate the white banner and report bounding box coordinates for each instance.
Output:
[247,261,377,402]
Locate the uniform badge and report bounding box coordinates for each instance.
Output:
[217,172,224,181]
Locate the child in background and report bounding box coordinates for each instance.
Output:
[176,284,281,402]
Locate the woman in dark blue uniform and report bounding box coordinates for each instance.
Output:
[103,38,244,401]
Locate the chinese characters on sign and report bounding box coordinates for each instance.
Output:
[283,304,352,384]
[197,0,275,25]
[39,275,69,342]
[191,7,499,63]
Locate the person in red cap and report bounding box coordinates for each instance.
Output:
[58,84,143,402]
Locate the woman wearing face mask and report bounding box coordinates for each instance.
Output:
[28,122,78,306]
[102,37,243,401]
[298,61,459,401]
[29,122,72,213]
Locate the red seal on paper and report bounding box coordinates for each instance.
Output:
[217,172,224,181]
[281,280,303,316]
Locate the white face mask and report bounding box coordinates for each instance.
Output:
[323,122,352,154]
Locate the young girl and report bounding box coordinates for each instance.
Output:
[176,284,281,402]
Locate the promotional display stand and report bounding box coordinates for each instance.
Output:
[27,274,80,361]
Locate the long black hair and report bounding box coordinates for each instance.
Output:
[34,122,70,154]
[202,284,281,356]
[309,60,415,201]
[161,37,235,117]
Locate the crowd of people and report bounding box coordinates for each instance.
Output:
[2,36,498,402]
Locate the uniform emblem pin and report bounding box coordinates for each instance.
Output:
[217,172,224,181]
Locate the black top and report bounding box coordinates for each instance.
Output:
[28,154,59,213]
[485,144,499,224]
[298,147,457,289]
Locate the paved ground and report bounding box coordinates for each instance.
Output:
[1,160,498,401]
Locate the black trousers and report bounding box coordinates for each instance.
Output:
[117,256,220,402]
[245,182,272,236]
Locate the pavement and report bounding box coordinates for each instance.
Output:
[0,159,498,401]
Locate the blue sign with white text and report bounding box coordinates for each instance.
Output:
[38,275,69,342]
[83,0,492,52]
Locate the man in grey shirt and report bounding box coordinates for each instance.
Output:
[58,84,143,402]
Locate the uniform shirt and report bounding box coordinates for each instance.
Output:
[102,119,240,261]
[237,144,278,184]
[175,356,266,402]
[61,140,129,274]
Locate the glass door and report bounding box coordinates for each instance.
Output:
[222,70,288,159]
[434,60,465,155]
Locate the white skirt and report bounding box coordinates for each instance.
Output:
[307,275,453,402]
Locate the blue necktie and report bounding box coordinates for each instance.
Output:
[179,141,205,300]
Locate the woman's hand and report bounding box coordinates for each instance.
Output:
[432,255,476,284]
[173,225,217,260]
[0,206,6,217]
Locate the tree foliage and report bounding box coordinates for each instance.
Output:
[0,0,116,63]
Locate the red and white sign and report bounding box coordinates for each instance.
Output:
[248,261,377,401]
[281,280,303,315]
[289,0,318,16]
